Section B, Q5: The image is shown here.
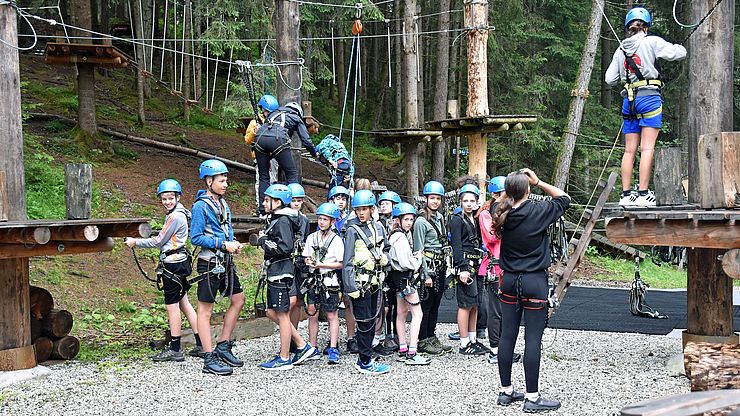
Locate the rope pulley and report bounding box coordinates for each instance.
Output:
[352,3,363,35]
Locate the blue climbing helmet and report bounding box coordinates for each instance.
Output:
[352,190,376,208]
[157,179,182,196]
[328,185,350,200]
[265,184,293,205]
[488,176,506,194]
[257,94,279,113]
[458,184,480,199]
[423,181,445,196]
[378,191,401,205]
[287,183,306,199]
[199,159,228,179]
[625,7,651,28]
[392,202,416,218]
[316,202,341,220]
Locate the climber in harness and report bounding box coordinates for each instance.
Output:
[605,7,686,207]
[375,190,402,354]
[190,159,245,376]
[315,133,355,189]
[125,179,202,362]
[244,94,280,213]
[302,202,345,364]
[343,190,391,375]
[254,101,318,215]
[258,184,317,370]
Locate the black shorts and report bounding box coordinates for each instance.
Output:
[162,260,192,305]
[267,281,291,312]
[457,274,483,308]
[309,289,340,312]
[289,268,305,298]
[196,259,243,303]
[387,270,412,292]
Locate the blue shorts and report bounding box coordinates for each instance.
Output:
[621,95,663,134]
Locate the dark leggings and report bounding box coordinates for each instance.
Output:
[419,271,445,341]
[384,286,397,337]
[486,280,502,347]
[497,271,549,393]
[255,136,298,207]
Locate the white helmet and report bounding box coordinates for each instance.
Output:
[285,101,304,118]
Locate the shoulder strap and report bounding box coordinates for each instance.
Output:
[313,232,337,263]
[350,223,382,261]
[199,196,230,235]
[268,111,287,127]
[622,49,645,81]
[427,215,446,244]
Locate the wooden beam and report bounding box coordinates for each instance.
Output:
[688,248,734,337]
[96,222,151,238]
[605,218,739,249]
[50,225,99,241]
[0,344,36,371]
[620,390,740,416]
[653,147,684,205]
[0,171,7,222]
[0,237,115,259]
[0,227,51,244]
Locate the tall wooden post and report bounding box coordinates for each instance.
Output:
[403,0,420,197]
[465,0,489,197]
[65,164,93,220]
[685,0,735,342]
[71,0,98,137]
[274,0,303,181]
[0,3,35,370]
[431,0,452,183]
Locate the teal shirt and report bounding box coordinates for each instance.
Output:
[412,211,446,252]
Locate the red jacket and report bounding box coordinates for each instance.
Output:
[478,209,502,278]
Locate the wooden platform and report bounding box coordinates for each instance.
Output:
[44,43,131,68]
[426,114,538,135]
[372,128,443,143]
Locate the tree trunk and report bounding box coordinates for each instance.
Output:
[182,1,191,121]
[403,0,420,197]
[142,0,153,98]
[552,0,604,189]
[465,0,489,195]
[394,0,403,128]
[70,0,98,138]
[34,337,53,363]
[132,0,147,124]
[431,0,452,182]
[684,342,740,391]
[599,8,612,108]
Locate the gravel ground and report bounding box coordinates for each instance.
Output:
[0,323,688,416]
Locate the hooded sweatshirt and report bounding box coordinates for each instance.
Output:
[342,219,388,295]
[605,32,687,97]
[190,190,234,261]
[259,207,302,280]
[135,203,191,263]
[499,195,570,273]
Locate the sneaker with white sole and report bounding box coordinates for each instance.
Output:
[355,358,391,375]
[260,355,294,371]
[634,190,656,207]
[619,191,638,206]
[405,354,431,366]
[151,349,185,362]
[292,343,317,365]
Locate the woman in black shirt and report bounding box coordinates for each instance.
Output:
[492,169,570,413]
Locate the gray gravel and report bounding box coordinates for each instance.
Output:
[0,323,688,416]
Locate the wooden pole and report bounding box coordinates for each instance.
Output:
[0,171,8,222]
[0,3,35,370]
[65,164,93,220]
[403,0,420,197]
[552,0,604,189]
[465,0,489,198]
[653,147,684,206]
[685,0,735,342]
[0,237,116,260]
[273,0,303,182]
[431,0,452,183]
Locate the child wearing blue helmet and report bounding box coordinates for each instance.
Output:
[245,94,280,213]
[126,179,201,362]
[191,159,245,376]
[258,184,317,370]
[605,7,686,207]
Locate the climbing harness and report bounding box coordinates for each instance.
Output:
[629,255,668,319]
[621,51,664,120]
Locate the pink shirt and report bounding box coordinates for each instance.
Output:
[478,209,502,277]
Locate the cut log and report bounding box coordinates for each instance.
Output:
[33,336,53,363]
[722,249,740,279]
[0,237,115,259]
[39,309,73,338]
[697,132,740,209]
[29,285,54,320]
[653,147,684,206]
[50,225,99,242]
[50,335,80,360]
[684,342,740,390]
[65,164,92,220]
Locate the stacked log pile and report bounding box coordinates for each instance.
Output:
[684,341,740,391]
[29,285,80,362]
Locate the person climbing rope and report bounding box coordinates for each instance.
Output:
[315,134,355,189]
[254,101,318,215]
[244,94,280,213]
[605,7,687,207]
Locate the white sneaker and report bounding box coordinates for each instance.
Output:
[619,191,638,206]
[634,190,656,207]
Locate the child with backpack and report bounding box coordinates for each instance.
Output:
[315,134,355,189]
[125,179,202,362]
[244,94,280,213]
[190,160,245,376]
[302,202,345,364]
[286,183,313,358]
[342,190,391,374]
[258,184,317,370]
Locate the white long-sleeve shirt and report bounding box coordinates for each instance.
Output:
[388,230,422,272]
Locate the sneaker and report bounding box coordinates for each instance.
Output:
[417,339,443,356]
[188,345,205,358]
[473,341,490,353]
[327,347,341,364]
[619,191,638,206]
[523,395,561,413]
[259,355,294,371]
[431,336,453,353]
[487,352,498,364]
[476,329,487,340]
[396,352,409,362]
[497,390,525,406]
[214,341,243,368]
[635,190,656,207]
[459,342,487,356]
[322,344,331,355]
[354,358,391,375]
[373,343,394,357]
[151,349,185,362]
[202,352,233,375]
[346,338,359,354]
[405,354,431,366]
[292,343,317,366]
[303,347,321,362]
[383,337,399,352]
[448,331,460,340]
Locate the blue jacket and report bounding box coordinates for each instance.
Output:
[316,138,355,176]
[190,190,234,261]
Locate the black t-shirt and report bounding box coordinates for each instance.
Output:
[499,195,570,273]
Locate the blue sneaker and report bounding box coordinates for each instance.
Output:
[259,355,294,371]
[354,357,390,375]
[291,343,317,366]
[327,347,341,365]
[302,347,321,362]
